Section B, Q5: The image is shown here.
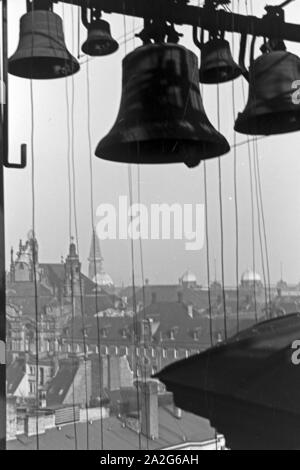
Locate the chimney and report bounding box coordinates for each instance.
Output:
[173,404,182,419]
[107,356,121,391]
[187,304,193,318]
[138,379,159,440]
[177,291,183,303]
[151,292,157,304]
[277,288,282,297]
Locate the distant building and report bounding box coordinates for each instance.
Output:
[10,231,39,283]
[6,232,120,359]
[7,355,58,402]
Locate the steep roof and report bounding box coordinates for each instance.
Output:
[7,359,26,395]
[46,359,79,407]
[6,281,56,317]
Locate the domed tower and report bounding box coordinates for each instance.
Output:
[64,238,82,298]
[241,268,263,288]
[179,270,197,288]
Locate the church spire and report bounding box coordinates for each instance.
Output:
[88,230,103,262]
[88,230,103,281]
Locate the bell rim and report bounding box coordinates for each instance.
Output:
[199,66,242,84]
[81,39,119,57]
[234,110,300,135]
[8,55,80,79]
[95,137,230,165]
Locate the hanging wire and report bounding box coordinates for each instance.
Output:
[28,6,40,449]
[137,164,150,451]
[69,3,90,449]
[203,162,214,346]
[216,84,228,341]
[242,0,258,322]
[77,3,81,59]
[128,165,142,451]
[85,51,105,450]
[122,6,142,449]
[247,139,258,322]
[249,0,270,317]
[230,0,240,332]
[252,143,269,315]
[199,73,214,348]
[29,71,40,452]
[252,141,269,314]
[255,144,272,307]
[62,3,78,450]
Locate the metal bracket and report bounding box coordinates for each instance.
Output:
[2,0,27,169]
[136,19,183,44]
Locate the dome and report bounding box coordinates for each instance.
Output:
[241,268,261,283]
[180,270,197,284]
[93,271,114,287]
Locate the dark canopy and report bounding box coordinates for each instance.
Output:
[156,313,300,449]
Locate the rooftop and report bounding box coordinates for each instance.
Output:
[8,406,216,450]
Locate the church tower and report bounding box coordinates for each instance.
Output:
[88,230,103,281]
[64,238,82,298]
[12,230,39,283]
[88,231,114,287]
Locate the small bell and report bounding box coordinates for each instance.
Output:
[95,43,230,167]
[82,19,119,57]
[235,50,300,135]
[199,38,242,84]
[9,8,79,80]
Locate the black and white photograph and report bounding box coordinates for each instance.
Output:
[1,0,300,453]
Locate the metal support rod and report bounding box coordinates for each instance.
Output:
[53,0,300,43]
[0,0,27,450]
[0,0,6,452]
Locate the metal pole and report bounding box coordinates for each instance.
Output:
[0,0,6,452]
[0,0,26,450]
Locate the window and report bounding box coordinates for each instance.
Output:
[101,329,107,338]
[40,367,44,386]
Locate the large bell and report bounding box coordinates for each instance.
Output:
[82,19,119,56]
[95,44,230,168]
[199,39,242,84]
[235,50,300,135]
[9,9,80,79]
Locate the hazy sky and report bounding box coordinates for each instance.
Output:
[4,0,300,287]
